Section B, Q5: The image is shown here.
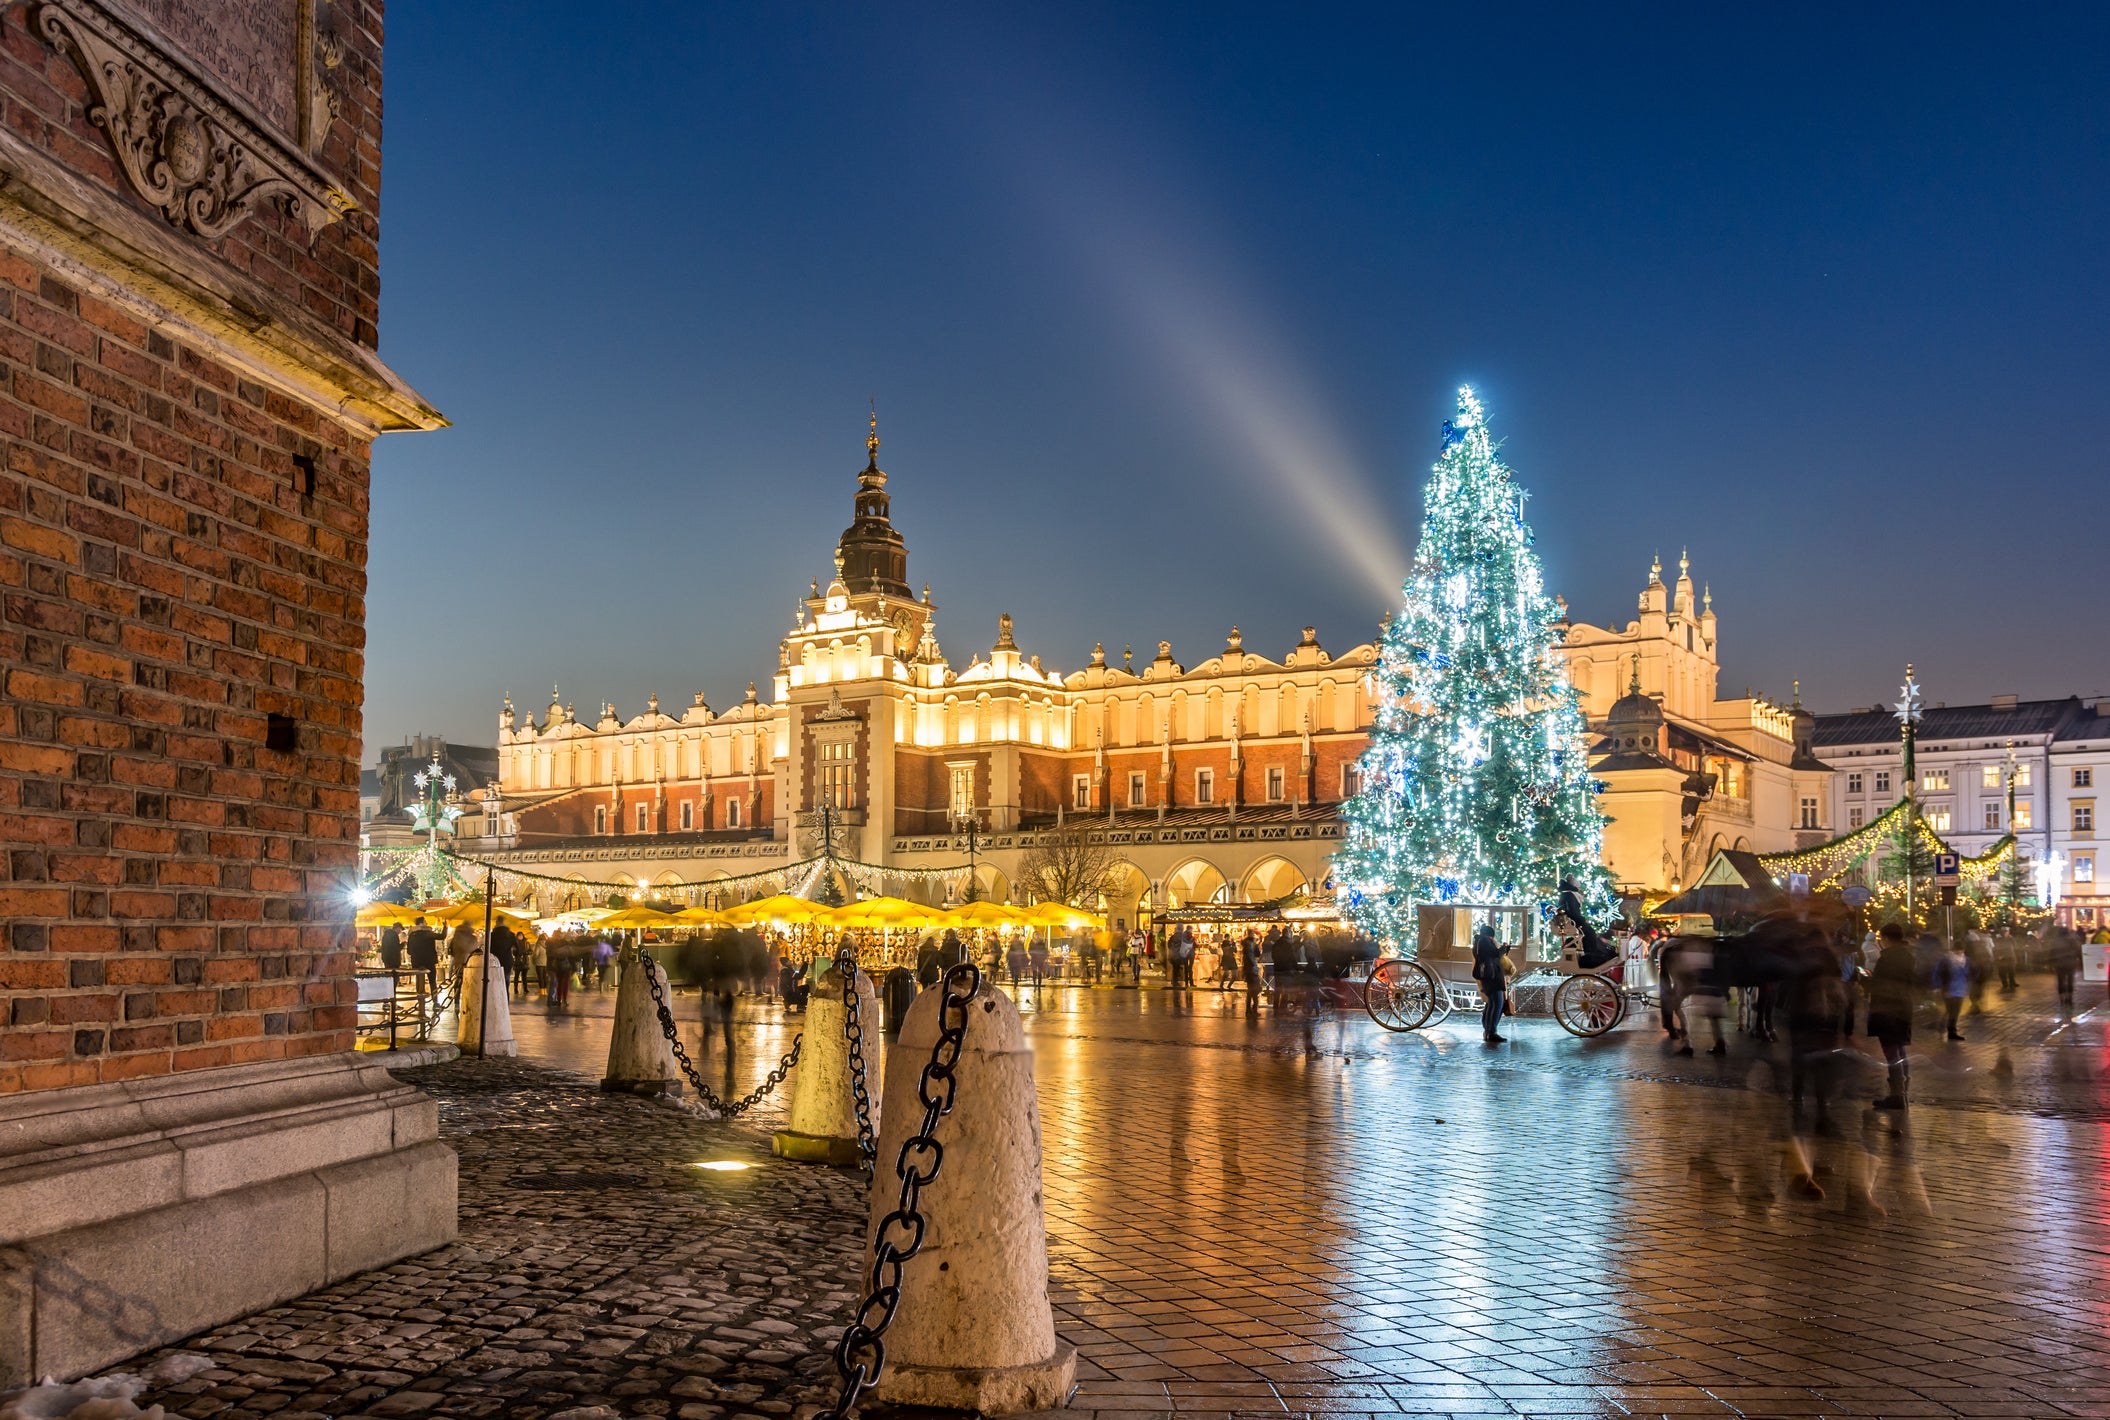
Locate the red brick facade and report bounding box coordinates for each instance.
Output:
[0,1,431,1093]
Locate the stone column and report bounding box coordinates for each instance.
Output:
[603,952,683,1095]
[774,958,880,1165]
[459,951,516,1057]
[866,979,1074,1411]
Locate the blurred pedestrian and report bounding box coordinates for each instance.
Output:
[916,934,943,988]
[1242,929,1263,1018]
[487,919,516,996]
[1995,929,2019,992]
[378,922,403,974]
[1866,923,1917,1109]
[1939,941,1969,1042]
[446,923,475,992]
[406,916,439,1017]
[1785,932,1846,1194]
[2046,922,2083,1017]
[1676,937,1728,1057]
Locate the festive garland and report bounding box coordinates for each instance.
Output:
[1755,798,2016,893]
[359,845,972,907]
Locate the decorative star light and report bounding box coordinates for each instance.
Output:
[1894,666,1923,727]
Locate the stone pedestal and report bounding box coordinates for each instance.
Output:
[0,1053,457,1386]
[459,950,516,1057]
[603,954,683,1096]
[774,959,879,1165]
[867,981,1075,1411]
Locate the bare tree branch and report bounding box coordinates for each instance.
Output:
[1015,823,1119,908]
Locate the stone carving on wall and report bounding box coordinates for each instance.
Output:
[35,0,355,241]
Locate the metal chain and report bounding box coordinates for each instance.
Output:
[640,952,802,1118]
[818,960,981,1420]
[838,942,877,1171]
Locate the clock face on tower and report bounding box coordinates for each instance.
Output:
[893,609,915,642]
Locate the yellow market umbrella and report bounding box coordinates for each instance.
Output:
[828,896,936,931]
[948,901,1029,930]
[1024,901,1098,930]
[354,901,422,928]
[722,893,829,927]
[427,901,534,926]
[671,905,731,928]
[597,905,681,930]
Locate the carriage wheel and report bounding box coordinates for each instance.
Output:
[1364,958,1437,1032]
[1553,974,1624,1037]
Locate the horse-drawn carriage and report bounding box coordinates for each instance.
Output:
[1362,901,1651,1036]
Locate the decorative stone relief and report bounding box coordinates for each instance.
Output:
[36,0,355,241]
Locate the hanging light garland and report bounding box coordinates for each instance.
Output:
[1755,797,2016,892]
[355,845,971,907]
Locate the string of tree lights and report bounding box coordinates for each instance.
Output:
[1335,387,1611,946]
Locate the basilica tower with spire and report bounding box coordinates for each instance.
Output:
[837,407,912,599]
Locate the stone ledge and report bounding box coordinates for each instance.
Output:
[0,1053,441,1245]
[0,1136,457,1385]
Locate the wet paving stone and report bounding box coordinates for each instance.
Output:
[119,978,2110,1420]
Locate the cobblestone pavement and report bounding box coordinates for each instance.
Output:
[119,974,2110,1420]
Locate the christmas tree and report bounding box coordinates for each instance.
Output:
[1336,387,1610,948]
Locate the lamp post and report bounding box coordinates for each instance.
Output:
[1896,664,1923,922]
[954,813,983,903]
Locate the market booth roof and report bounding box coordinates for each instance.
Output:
[722,893,831,927]
[598,905,682,930]
[946,901,1031,930]
[354,902,422,928]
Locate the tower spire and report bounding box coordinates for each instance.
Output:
[836,402,910,597]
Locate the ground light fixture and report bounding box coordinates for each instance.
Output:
[688,1160,753,1172]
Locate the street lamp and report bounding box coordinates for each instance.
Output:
[1895,664,1923,921]
[953,812,982,903]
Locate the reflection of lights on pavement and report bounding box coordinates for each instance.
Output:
[689,1160,752,1172]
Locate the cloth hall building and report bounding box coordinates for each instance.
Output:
[461,427,1827,924]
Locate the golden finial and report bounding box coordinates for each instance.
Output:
[867,397,880,462]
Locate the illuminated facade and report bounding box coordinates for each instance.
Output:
[465,425,1814,918]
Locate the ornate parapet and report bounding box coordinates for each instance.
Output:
[35,0,355,241]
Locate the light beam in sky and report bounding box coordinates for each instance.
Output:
[967,68,1412,604]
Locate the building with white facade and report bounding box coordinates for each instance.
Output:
[1813,695,2110,926]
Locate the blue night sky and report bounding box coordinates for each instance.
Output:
[365,3,2110,755]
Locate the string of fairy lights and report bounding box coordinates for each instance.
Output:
[1754,797,2017,894]
[357,844,972,907]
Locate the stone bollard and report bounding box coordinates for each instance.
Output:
[602,952,683,1096]
[772,957,880,1165]
[459,950,517,1057]
[866,977,1075,1412]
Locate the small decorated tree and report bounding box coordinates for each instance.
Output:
[1335,387,1610,949]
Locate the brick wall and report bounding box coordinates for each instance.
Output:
[0,1,395,1092]
[0,255,370,1090]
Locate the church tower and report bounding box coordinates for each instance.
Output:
[837,406,911,598]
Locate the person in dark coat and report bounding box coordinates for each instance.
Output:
[486,919,514,981]
[378,923,403,973]
[1559,879,1616,969]
[915,935,944,988]
[1865,924,1919,1108]
[405,917,439,1004]
[1242,930,1264,1018]
[2047,924,2084,1016]
[1471,922,1507,1044]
